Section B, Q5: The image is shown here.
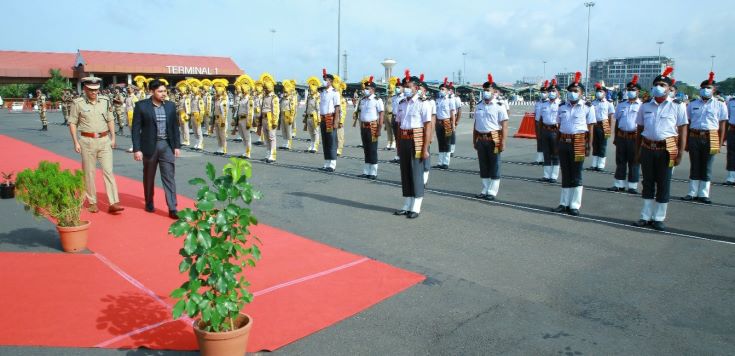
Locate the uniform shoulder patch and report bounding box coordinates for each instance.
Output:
[673,99,682,104]
[585,101,592,107]
[72,97,84,104]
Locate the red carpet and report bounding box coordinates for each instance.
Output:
[0,134,424,351]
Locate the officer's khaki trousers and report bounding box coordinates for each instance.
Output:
[280,115,293,148]
[238,120,252,157]
[79,135,119,205]
[179,112,191,145]
[337,126,345,153]
[307,117,320,150]
[214,116,227,153]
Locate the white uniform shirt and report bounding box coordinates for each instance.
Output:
[540,99,562,125]
[358,94,384,122]
[454,95,462,111]
[319,86,340,115]
[636,98,688,141]
[474,100,509,132]
[392,93,404,123]
[534,99,548,122]
[398,95,431,130]
[424,98,436,118]
[614,99,642,132]
[436,96,456,120]
[728,98,735,125]
[558,101,596,134]
[687,98,727,130]
[592,99,615,123]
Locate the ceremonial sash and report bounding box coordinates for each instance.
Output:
[601,119,611,138]
[322,114,334,133]
[442,119,453,137]
[400,128,424,159]
[562,133,587,162]
[709,130,720,154]
[362,121,379,142]
[476,131,502,153]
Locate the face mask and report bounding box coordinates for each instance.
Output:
[439,91,446,98]
[699,88,713,98]
[403,87,413,97]
[548,91,558,100]
[567,92,580,102]
[363,89,371,96]
[651,85,666,98]
[668,91,676,98]
[482,91,493,100]
[626,90,638,100]
[395,88,402,95]
[595,92,605,100]
[540,92,548,99]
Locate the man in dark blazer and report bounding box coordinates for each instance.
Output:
[131,79,181,219]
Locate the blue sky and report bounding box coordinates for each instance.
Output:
[6,0,734,85]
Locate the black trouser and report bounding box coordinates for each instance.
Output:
[614,135,640,183]
[399,137,424,198]
[435,119,451,153]
[476,140,501,179]
[143,139,177,211]
[592,124,607,157]
[688,134,715,181]
[535,122,542,153]
[558,140,584,188]
[450,130,456,145]
[360,124,378,164]
[320,120,337,160]
[728,129,735,171]
[640,147,672,203]
[541,127,560,166]
[391,118,400,146]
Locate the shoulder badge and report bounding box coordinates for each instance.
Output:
[673,99,682,104]
[584,101,592,107]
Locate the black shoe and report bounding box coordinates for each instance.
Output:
[607,187,623,192]
[432,165,443,169]
[253,141,263,146]
[356,144,363,148]
[390,158,400,163]
[475,193,487,199]
[357,174,368,178]
[724,181,735,186]
[698,197,712,204]
[144,205,155,213]
[552,205,568,213]
[540,178,551,182]
[325,167,335,172]
[568,209,580,216]
[627,188,638,194]
[681,195,694,201]
[633,219,651,227]
[548,179,558,184]
[41,125,48,131]
[407,211,420,219]
[441,165,449,169]
[651,221,666,231]
[367,175,377,180]
[394,209,408,216]
[484,195,495,201]
[585,167,595,171]
[169,210,178,219]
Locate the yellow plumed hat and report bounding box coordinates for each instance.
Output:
[158,78,169,86]
[306,76,321,87]
[212,78,229,88]
[200,78,212,88]
[133,75,147,86]
[259,72,275,85]
[239,74,254,90]
[175,80,189,90]
[187,78,202,89]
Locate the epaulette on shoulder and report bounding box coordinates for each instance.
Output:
[585,101,592,107]
[716,96,725,102]
[72,97,84,103]
[673,99,682,104]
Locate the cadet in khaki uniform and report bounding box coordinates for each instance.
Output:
[175,80,192,146]
[235,75,255,158]
[187,78,204,150]
[36,89,48,131]
[257,73,279,163]
[279,80,297,150]
[62,89,73,125]
[212,79,229,155]
[68,77,124,214]
[336,80,348,156]
[112,88,126,135]
[303,76,321,153]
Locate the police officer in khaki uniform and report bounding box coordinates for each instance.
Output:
[112,88,126,135]
[68,76,124,214]
[36,89,48,131]
[62,89,73,126]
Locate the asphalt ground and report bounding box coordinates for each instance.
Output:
[0,105,733,356]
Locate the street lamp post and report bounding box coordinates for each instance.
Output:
[270,29,276,75]
[462,52,467,84]
[543,60,547,79]
[337,0,341,75]
[711,55,716,72]
[656,41,664,70]
[584,2,595,96]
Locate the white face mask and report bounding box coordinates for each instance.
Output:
[363,89,371,96]
[595,91,605,100]
[482,91,493,100]
[403,87,413,97]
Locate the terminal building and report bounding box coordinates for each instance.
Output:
[0,49,244,91]
[589,56,675,90]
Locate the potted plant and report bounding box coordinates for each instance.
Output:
[1,171,14,199]
[169,158,262,355]
[14,161,88,252]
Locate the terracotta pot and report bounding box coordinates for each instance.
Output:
[193,313,253,356]
[56,220,90,253]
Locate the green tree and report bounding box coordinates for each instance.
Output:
[715,77,735,96]
[0,84,31,98]
[42,69,72,101]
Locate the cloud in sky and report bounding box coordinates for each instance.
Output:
[5,0,734,85]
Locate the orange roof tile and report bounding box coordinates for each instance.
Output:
[77,50,243,76]
[0,51,76,78]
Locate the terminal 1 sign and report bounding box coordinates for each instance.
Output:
[165,65,220,75]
